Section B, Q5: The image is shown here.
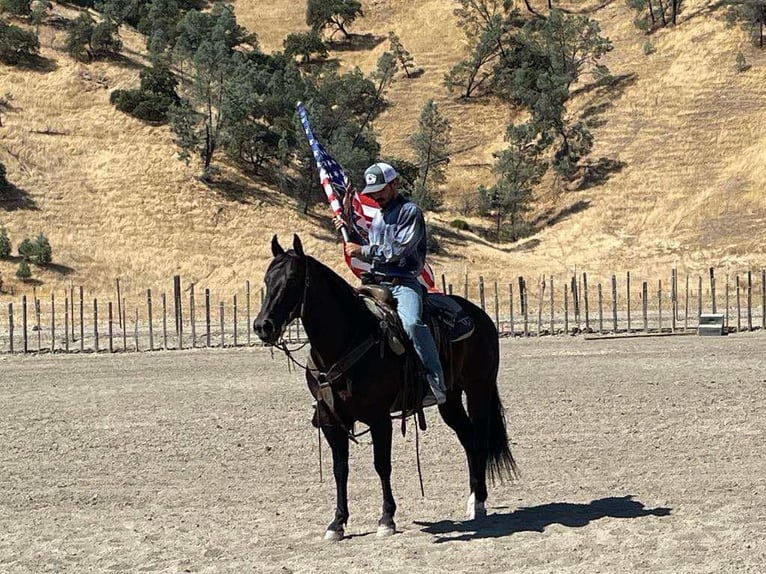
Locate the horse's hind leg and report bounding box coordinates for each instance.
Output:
[321,425,350,540]
[370,418,397,536]
[438,392,489,520]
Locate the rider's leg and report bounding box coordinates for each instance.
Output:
[390,283,446,405]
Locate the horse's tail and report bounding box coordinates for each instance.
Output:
[487,382,519,482]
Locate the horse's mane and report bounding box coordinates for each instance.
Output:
[305,254,373,325]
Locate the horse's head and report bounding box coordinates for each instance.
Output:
[253,234,307,345]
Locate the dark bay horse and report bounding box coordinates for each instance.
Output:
[253,234,517,540]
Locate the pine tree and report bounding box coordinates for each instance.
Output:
[16,259,31,281]
[409,99,451,210]
[0,227,10,258]
[388,32,416,78]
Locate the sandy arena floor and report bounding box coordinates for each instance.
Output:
[1,334,765,573]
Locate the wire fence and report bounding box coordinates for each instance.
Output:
[0,266,762,354]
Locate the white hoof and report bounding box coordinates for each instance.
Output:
[324,529,344,541]
[466,493,487,520]
[376,525,396,537]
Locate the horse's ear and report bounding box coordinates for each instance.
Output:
[293,234,304,257]
[271,235,285,257]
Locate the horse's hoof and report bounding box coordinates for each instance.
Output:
[324,529,344,541]
[466,493,487,520]
[376,524,396,537]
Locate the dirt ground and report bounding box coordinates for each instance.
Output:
[1,334,765,573]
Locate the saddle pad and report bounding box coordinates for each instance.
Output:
[426,294,475,342]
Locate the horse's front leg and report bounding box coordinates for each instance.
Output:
[322,425,350,541]
[370,418,397,537]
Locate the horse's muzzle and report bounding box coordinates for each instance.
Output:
[253,317,279,344]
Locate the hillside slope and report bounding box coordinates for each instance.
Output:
[1,0,765,304]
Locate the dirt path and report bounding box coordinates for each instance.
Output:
[1,334,765,573]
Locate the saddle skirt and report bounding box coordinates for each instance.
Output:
[356,286,475,356]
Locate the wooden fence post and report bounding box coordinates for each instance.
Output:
[173,275,181,335]
[671,268,677,332]
[8,303,14,354]
[93,298,99,353]
[220,302,225,348]
[564,283,569,335]
[79,286,84,351]
[205,289,211,347]
[747,269,753,331]
[684,274,689,331]
[611,275,618,333]
[190,284,196,348]
[710,267,717,314]
[22,295,28,354]
[725,273,730,330]
[121,299,127,352]
[571,275,579,329]
[583,273,589,332]
[736,275,742,333]
[69,285,75,342]
[108,302,114,353]
[442,274,447,295]
[522,279,529,337]
[50,293,55,353]
[626,271,632,333]
[233,294,238,347]
[479,276,486,311]
[762,269,766,330]
[245,280,251,346]
[642,281,649,333]
[134,309,139,352]
[162,293,168,350]
[464,271,468,300]
[147,289,154,351]
[697,275,703,321]
[64,296,69,352]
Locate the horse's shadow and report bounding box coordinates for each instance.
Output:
[415,495,671,542]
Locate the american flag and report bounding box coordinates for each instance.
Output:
[297,102,436,290]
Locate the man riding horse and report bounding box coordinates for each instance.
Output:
[334,161,448,407]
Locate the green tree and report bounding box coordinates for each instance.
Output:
[0,227,11,258]
[627,0,681,31]
[16,259,30,281]
[170,3,254,177]
[478,122,548,241]
[494,9,611,180]
[0,160,8,189]
[111,58,180,122]
[0,18,39,64]
[17,236,35,260]
[33,232,51,264]
[64,13,94,61]
[283,29,327,63]
[388,31,416,78]
[0,0,31,17]
[444,0,519,98]
[409,99,451,210]
[726,0,766,48]
[306,0,362,40]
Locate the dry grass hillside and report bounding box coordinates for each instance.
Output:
[1,0,765,305]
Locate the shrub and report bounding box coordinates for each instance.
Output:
[17,233,51,264]
[450,219,471,231]
[34,232,51,264]
[0,160,7,188]
[735,52,750,73]
[16,258,31,281]
[0,18,39,64]
[0,226,10,258]
[0,0,31,17]
[643,40,655,55]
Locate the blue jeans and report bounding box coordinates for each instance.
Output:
[388,279,445,392]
